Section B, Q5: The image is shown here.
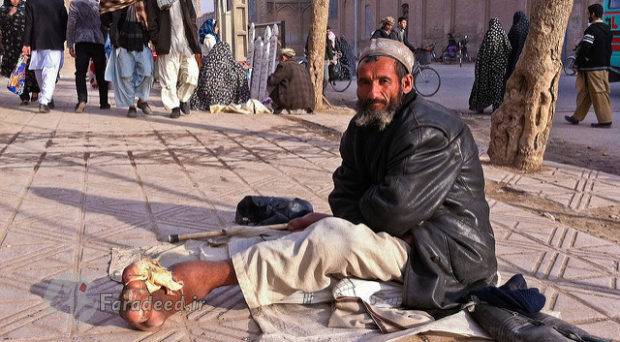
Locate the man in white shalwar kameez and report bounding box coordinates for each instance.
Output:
[22,0,68,113]
[145,0,200,118]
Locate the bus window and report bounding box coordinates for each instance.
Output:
[610,0,620,9]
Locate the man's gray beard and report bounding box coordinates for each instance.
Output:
[354,108,396,130]
[354,92,404,130]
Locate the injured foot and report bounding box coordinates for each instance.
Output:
[119,259,237,331]
[119,259,185,331]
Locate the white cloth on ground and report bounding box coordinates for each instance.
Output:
[209,99,273,114]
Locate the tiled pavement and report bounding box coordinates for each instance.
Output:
[0,84,619,341]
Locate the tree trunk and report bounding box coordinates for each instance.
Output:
[488,0,573,172]
[307,0,329,111]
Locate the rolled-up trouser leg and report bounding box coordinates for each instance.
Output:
[232,217,410,309]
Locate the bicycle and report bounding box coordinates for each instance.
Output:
[296,52,352,93]
[327,52,353,92]
[413,63,441,97]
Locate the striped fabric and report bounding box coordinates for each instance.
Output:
[99,0,142,14]
[583,33,595,44]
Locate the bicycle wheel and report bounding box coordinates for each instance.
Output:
[563,56,576,76]
[330,67,352,92]
[414,66,441,97]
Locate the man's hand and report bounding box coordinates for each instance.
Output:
[21,46,31,56]
[69,48,76,58]
[287,213,331,232]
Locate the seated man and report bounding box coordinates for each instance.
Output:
[118,39,498,331]
[267,48,315,114]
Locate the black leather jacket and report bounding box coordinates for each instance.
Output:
[329,92,497,313]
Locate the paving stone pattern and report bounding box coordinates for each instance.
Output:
[0,91,619,340]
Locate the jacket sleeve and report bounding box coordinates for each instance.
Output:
[404,37,416,52]
[328,129,366,224]
[101,12,113,31]
[187,0,200,53]
[22,1,32,47]
[145,0,159,45]
[66,2,77,48]
[62,2,68,43]
[576,26,595,67]
[359,127,462,237]
[267,63,288,87]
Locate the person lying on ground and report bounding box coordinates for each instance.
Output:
[117,38,498,331]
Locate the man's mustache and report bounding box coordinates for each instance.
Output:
[358,98,389,108]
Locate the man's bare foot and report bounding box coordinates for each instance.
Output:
[119,260,237,331]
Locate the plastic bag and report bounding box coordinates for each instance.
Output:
[235,196,314,226]
[7,55,27,95]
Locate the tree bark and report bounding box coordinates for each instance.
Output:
[488,0,574,172]
[307,0,329,111]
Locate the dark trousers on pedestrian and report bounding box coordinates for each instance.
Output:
[19,70,40,102]
[75,42,108,106]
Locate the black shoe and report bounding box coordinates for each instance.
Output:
[75,102,86,113]
[564,115,579,125]
[48,100,55,110]
[170,107,181,118]
[137,100,152,115]
[20,100,29,106]
[100,103,111,110]
[180,102,190,115]
[591,122,612,128]
[127,106,138,118]
[39,104,50,113]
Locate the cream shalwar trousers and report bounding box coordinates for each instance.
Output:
[157,53,199,110]
[231,217,410,309]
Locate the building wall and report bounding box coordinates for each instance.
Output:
[251,0,602,60]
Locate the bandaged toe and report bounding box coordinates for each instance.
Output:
[124,258,183,294]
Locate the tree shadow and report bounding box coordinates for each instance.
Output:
[29,186,239,245]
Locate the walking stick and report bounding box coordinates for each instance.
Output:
[165,223,289,243]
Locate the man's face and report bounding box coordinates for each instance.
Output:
[399,20,407,30]
[588,11,597,23]
[355,56,413,129]
[383,22,394,31]
[10,0,19,6]
[280,55,290,62]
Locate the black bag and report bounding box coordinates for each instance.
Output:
[234,196,313,226]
